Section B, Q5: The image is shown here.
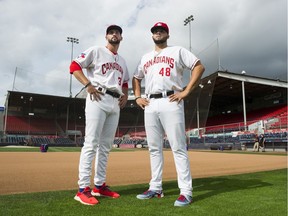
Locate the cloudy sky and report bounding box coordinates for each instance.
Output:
[0,0,286,107]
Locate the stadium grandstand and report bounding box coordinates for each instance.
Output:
[0,71,287,151]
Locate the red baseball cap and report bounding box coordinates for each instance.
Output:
[151,22,169,34]
[106,25,123,34]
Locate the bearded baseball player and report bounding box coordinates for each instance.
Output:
[70,25,129,205]
[133,22,205,207]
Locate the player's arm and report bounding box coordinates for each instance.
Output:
[185,61,205,94]
[70,61,102,101]
[169,61,205,103]
[119,83,128,109]
[132,77,149,109]
[70,61,90,86]
[132,77,141,98]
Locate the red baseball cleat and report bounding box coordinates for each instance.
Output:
[74,187,99,205]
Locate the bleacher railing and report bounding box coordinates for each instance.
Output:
[1,115,287,148]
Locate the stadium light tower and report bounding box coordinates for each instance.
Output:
[184,15,194,52]
[241,71,247,130]
[67,37,79,98]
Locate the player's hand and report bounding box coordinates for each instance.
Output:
[87,85,104,101]
[169,91,189,104]
[118,94,128,109]
[136,98,149,110]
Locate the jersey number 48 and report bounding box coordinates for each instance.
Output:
[159,67,171,77]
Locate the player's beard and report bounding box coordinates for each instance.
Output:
[108,37,120,45]
[153,35,168,45]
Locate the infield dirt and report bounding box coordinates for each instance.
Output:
[0,150,286,195]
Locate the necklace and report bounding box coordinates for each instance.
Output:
[113,53,119,62]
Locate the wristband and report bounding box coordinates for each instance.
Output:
[85,82,91,88]
[135,96,141,101]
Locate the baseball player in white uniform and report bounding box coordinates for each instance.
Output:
[70,25,129,205]
[133,22,205,207]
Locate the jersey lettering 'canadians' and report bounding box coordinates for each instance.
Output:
[143,56,175,73]
[102,62,123,75]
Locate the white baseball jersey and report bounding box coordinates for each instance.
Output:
[134,46,199,94]
[74,46,129,95]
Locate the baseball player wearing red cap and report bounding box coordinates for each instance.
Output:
[70,25,129,205]
[133,22,205,207]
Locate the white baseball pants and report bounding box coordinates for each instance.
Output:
[78,95,120,188]
[145,97,192,197]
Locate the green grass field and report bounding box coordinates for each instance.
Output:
[0,169,286,216]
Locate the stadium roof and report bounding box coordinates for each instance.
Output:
[4,91,84,111]
[4,71,287,113]
[198,71,287,107]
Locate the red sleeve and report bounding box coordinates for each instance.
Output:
[69,61,82,74]
[122,82,128,88]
